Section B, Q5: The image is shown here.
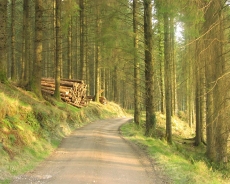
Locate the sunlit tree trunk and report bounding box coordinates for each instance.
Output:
[170,18,178,116]
[204,0,216,161]
[211,0,228,163]
[214,10,228,164]
[203,0,228,163]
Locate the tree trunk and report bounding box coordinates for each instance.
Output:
[133,0,141,125]
[31,0,43,98]
[170,17,177,116]
[212,0,228,163]
[101,68,105,97]
[205,58,215,161]
[143,0,156,137]
[54,0,61,100]
[113,65,119,102]
[164,12,172,144]
[68,14,72,79]
[0,0,7,82]
[23,0,30,81]
[204,1,216,161]
[11,0,16,81]
[195,67,201,146]
[94,2,101,103]
[79,0,86,81]
[159,26,165,114]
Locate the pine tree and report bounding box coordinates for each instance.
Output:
[0,0,7,83]
[143,0,156,136]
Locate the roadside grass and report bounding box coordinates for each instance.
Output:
[121,113,230,184]
[0,83,125,183]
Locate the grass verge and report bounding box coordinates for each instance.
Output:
[121,115,230,184]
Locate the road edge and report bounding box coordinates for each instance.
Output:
[118,119,171,184]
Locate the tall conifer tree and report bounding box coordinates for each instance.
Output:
[143,0,156,136]
[0,0,7,82]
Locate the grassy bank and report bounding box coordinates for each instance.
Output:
[0,83,126,183]
[121,113,230,184]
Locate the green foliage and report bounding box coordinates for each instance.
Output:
[0,72,7,83]
[26,113,40,132]
[8,134,16,144]
[2,119,13,129]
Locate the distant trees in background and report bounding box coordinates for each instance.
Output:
[0,0,230,164]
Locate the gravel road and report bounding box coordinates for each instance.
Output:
[11,118,168,184]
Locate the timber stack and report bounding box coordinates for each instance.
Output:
[41,78,87,108]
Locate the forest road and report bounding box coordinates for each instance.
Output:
[11,117,167,184]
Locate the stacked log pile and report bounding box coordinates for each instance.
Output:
[41,78,87,108]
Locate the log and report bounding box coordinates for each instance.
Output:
[41,78,87,108]
[61,78,84,84]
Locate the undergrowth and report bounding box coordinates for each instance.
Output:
[0,83,125,183]
[121,113,230,184]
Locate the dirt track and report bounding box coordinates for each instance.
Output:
[11,118,168,184]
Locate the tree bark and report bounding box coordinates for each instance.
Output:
[113,65,119,103]
[23,0,30,81]
[79,0,86,81]
[0,0,7,83]
[31,0,43,98]
[203,0,228,163]
[143,0,156,137]
[170,18,177,116]
[68,14,72,79]
[164,12,172,144]
[212,0,228,163]
[11,0,16,81]
[94,2,101,103]
[133,0,141,125]
[54,0,61,100]
[159,25,165,114]
[195,66,201,146]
